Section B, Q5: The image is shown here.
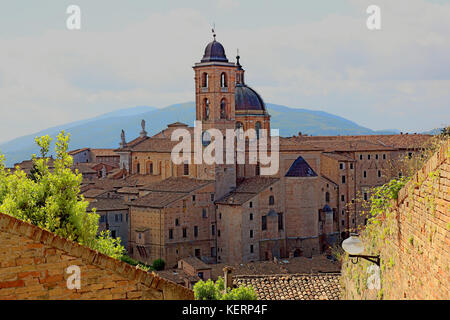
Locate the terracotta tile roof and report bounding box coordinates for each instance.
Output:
[87,198,129,211]
[140,177,212,193]
[233,273,341,300]
[210,255,341,279]
[180,257,212,270]
[73,163,98,174]
[157,269,200,285]
[117,187,140,194]
[292,134,433,150]
[91,149,119,157]
[82,188,109,198]
[68,148,90,155]
[216,177,279,205]
[130,191,187,208]
[321,152,356,162]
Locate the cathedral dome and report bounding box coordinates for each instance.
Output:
[201,40,228,63]
[235,84,266,111]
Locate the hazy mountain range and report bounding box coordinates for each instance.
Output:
[0,102,425,167]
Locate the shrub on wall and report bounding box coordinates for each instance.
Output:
[0,131,124,259]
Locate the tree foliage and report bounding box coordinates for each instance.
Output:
[0,131,124,258]
[193,277,257,300]
[151,258,166,271]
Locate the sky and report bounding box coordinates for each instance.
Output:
[0,0,449,143]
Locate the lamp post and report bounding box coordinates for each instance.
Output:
[342,234,380,266]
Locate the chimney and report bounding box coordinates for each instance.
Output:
[223,266,234,290]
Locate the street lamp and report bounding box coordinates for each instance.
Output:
[342,233,380,266]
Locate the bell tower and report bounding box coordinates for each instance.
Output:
[193,33,237,199]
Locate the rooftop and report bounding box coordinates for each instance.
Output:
[216,177,279,205]
[285,156,318,177]
[234,273,341,300]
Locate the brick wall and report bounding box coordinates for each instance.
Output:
[0,213,194,300]
[342,140,449,299]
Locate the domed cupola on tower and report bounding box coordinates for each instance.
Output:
[233,54,271,135]
[201,39,229,63]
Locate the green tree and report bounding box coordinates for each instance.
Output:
[152,258,166,271]
[0,131,124,258]
[193,277,257,300]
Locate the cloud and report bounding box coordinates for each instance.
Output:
[0,0,449,144]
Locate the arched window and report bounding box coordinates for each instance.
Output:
[236,121,243,130]
[220,72,227,87]
[269,195,275,205]
[220,98,226,119]
[255,121,262,139]
[325,192,330,203]
[204,98,210,120]
[202,73,208,88]
[147,161,153,175]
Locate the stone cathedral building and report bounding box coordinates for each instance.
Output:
[110,35,430,268]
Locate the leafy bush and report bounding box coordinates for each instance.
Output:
[121,255,153,271]
[152,258,166,271]
[0,131,124,259]
[193,277,257,300]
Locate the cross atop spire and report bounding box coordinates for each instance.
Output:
[212,23,216,40]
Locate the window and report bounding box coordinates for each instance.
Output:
[211,247,216,257]
[100,215,105,223]
[249,213,253,220]
[183,162,189,176]
[183,228,187,238]
[342,220,345,226]
[255,163,260,176]
[249,202,253,208]
[183,200,187,211]
[169,229,173,239]
[175,218,179,226]
[325,192,330,203]
[342,176,346,184]
[269,195,275,205]
[220,99,226,119]
[250,230,254,238]
[364,193,368,201]
[218,230,221,237]
[198,272,204,280]
[138,233,142,239]
[255,122,262,139]
[376,154,379,160]
[262,216,267,230]
[202,73,208,88]
[220,72,227,87]
[250,245,254,254]
[399,172,403,178]
[363,171,367,178]
[211,193,215,202]
[364,218,368,225]
[211,225,215,236]
[408,152,413,159]
[202,208,207,218]
[359,154,363,160]
[136,163,140,174]
[339,163,344,170]
[341,195,345,202]
[203,98,210,120]
[111,230,116,238]
[350,163,354,169]
[383,154,386,160]
[368,155,371,160]
[115,214,119,222]
[192,195,196,202]
[236,121,244,130]
[278,213,284,230]
[219,212,222,219]
[194,226,198,237]
[342,210,345,216]
[378,170,381,178]
[147,162,153,174]
[195,249,200,258]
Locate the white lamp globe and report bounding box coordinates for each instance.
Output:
[342,234,364,255]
